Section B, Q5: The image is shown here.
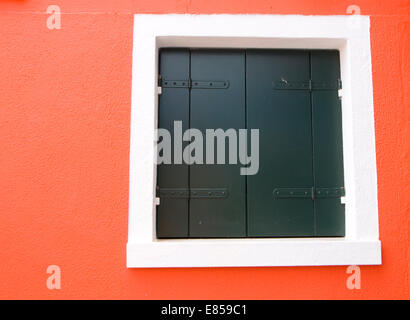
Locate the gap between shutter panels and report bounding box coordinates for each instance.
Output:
[309,51,317,237]
[157,49,345,238]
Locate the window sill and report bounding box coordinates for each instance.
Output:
[127,239,381,268]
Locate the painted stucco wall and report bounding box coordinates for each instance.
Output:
[0,1,408,299]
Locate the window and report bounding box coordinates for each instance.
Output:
[127,14,381,267]
[157,48,345,238]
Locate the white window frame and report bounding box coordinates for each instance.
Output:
[127,14,381,268]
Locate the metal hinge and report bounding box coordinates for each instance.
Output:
[273,187,345,199]
[273,79,342,91]
[159,78,229,89]
[157,75,162,95]
[157,188,228,199]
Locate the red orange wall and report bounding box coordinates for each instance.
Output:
[0,1,408,299]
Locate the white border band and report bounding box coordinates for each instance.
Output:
[127,14,381,268]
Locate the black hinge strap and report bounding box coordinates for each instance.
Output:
[315,187,345,198]
[161,79,190,88]
[158,188,228,199]
[191,80,229,89]
[273,187,345,199]
[273,80,342,91]
[160,79,229,89]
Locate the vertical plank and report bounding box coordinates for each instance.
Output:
[311,50,345,236]
[189,50,246,237]
[157,49,190,238]
[246,50,315,236]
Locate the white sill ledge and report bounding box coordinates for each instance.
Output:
[127,239,381,268]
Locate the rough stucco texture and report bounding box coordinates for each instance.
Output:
[0,1,409,299]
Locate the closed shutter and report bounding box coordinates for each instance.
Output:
[189,50,246,237]
[156,48,345,238]
[157,49,190,238]
[246,50,315,236]
[311,50,345,236]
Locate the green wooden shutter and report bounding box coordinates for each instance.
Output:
[310,50,345,236]
[156,48,345,238]
[157,49,190,238]
[246,50,315,236]
[189,50,246,237]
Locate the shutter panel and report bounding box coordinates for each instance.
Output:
[310,50,345,236]
[157,49,190,238]
[157,48,345,238]
[189,50,246,237]
[246,50,315,236]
